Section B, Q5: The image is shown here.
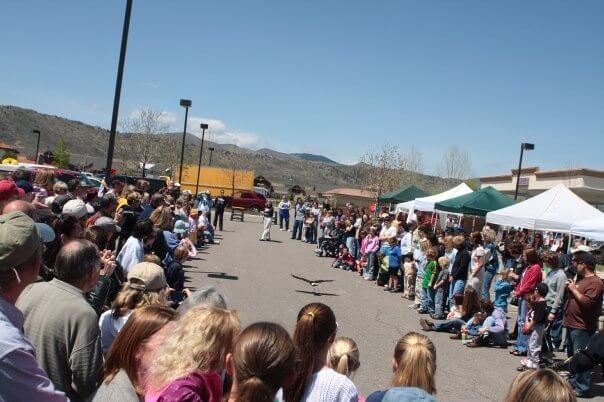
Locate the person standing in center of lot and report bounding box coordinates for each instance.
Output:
[260,200,274,241]
[213,190,226,231]
[291,198,306,240]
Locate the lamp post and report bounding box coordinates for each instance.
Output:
[33,129,41,163]
[105,0,133,178]
[178,99,192,184]
[514,142,535,200]
[208,147,215,166]
[195,123,209,195]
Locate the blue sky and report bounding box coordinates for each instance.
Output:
[1,1,603,176]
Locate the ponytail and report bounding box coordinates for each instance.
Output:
[231,322,295,402]
[237,376,274,402]
[392,332,436,395]
[327,337,360,378]
[284,303,337,402]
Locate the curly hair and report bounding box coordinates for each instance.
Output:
[110,282,168,318]
[149,306,240,390]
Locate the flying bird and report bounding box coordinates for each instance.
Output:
[291,274,334,294]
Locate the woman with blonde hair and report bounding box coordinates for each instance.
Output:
[33,168,56,206]
[366,332,436,402]
[149,206,177,264]
[94,306,177,401]
[146,306,240,402]
[226,322,295,402]
[505,369,575,402]
[481,226,500,300]
[284,303,358,402]
[99,262,168,355]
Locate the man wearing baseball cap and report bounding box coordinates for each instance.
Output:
[0,212,67,401]
[563,250,604,397]
[16,240,103,401]
[0,179,23,211]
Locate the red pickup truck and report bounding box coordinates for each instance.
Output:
[231,191,267,213]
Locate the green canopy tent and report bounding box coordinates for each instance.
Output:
[434,186,515,217]
[379,185,427,204]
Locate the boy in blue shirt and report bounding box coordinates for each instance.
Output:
[386,237,402,292]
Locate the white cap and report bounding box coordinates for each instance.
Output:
[62,199,88,219]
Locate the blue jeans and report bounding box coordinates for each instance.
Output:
[434,318,465,332]
[449,279,466,309]
[567,327,594,394]
[543,309,564,353]
[291,219,303,240]
[515,298,529,353]
[279,212,289,230]
[481,268,497,300]
[346,237,358,259]
[364,252,376,279]
[421,288,434,313]
[434,288,446,317]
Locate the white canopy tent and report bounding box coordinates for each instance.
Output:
[395,183,473,213]
[570,216,604,241]
[485,184,604,233]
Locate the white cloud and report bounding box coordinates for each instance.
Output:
[125,108,261,148]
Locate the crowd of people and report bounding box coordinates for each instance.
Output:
[287,198,603,399]
[0,168,601,401]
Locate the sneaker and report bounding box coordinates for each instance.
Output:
[409,304,420,309]
[383,286,392,291]
[279,228,285,231]
[450,333,461,340]
[417,309,429,314]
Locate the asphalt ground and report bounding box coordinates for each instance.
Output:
[183,213,600,401]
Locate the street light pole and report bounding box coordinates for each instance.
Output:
[178,99,192,184]
[33,129,41,163]
[514,142,535,200]
[105,0,133,178]
[208,147,215,166]
[195,123,209,195]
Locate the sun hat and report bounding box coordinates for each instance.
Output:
[95,216,121,233]
[62,199,88,219]
[0,212,41,269]
[173,219,190,234]
[127,262,167,291]
[0,180,20,201]
[570,244,591,254]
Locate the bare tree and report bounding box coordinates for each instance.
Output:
[117,108,177,177]
[221,149,250,196]
[358,143,424,197]
[436,145,472,190]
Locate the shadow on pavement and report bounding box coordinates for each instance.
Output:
[208,272,239,280]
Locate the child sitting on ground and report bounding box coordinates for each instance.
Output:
[518,283,548,371]
[467,299,508,348]
[385,237,402,291]
[333,246,355,271]
[356,254,368,276]
[431,256,450,319]
[402,253,417,300]
[461,311,486,338]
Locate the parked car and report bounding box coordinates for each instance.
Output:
[110,175,167,194]
[231,191,267,213]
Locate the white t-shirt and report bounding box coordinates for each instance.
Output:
[99,309,133,355]
[300,368,359,402]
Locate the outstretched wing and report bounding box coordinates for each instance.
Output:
[291,274,313,284]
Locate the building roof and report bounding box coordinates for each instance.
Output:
[481,167,604,181]
[323,188,376,198]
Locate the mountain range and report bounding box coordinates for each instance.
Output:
[0,105,448,193]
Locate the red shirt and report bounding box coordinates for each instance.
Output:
[515,263,542,298]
